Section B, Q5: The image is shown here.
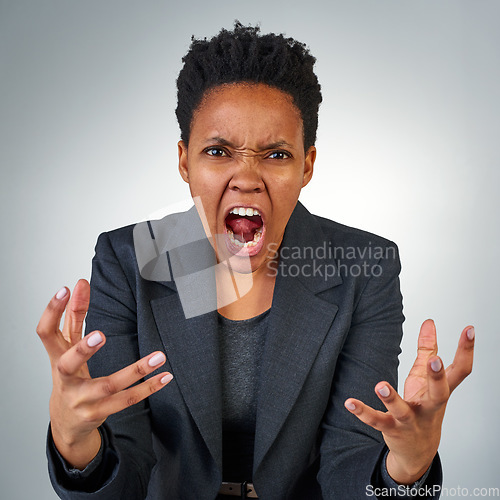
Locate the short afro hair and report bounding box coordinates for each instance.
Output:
[175,22,322,151]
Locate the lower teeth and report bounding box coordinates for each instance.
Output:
[227,229,262,248]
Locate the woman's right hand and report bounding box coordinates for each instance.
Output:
[37,279,173,470]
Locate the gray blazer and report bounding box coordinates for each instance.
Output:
[47,202,441,499]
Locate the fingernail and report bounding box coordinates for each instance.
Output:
[149,352,166,367]
[431,358,442,372]
[378,386,390,398]
[86,332,103,347]
[161,373,173,384]
[467,327,475,341]
[56,287,68,300]
[345,401,356,411]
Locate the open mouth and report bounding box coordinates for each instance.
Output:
[224,206,265,256]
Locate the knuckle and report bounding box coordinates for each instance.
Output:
[67,397,81,412]
[459,365,473,379]
[56,359,70,377]
[126,395,139,407]
[418,346,434,353]
[101,378,116,396]
[134,362,147,378]
[431,371,445,381]
[35,324,47,339]
[149,379,160,395]
[396,408,413,423]
[80,407,98,423]
[430,388,449,405]
[70,304,88,316]
[74,342,89,358]
[354,404,366,416]
[384,393,397,404]
[437,394,449,406]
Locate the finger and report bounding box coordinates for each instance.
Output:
[96,351,168,397]
[36,287,71,360]
[56,331,106,378]
[417,318,438,357]
[408,319,438,379]
[344,398,396,433]
[62,279,90,345]
[427,356,450,406]
[446,325,475,393]
[94,372,173,419]
[375,382,415,424]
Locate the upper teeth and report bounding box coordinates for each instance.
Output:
[230,207,261,217]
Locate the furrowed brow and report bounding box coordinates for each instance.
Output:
[204,137,293,151]
[204,137,234,147]
[261,140,293,150]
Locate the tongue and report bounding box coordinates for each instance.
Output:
[226,214,262,243]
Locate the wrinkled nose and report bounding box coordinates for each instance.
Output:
[228,157,265,193]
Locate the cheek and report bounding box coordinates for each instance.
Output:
[188,169,224,197]
[268,177,303,204]
[265,176,304,226]
[188,174,227,220]
[268,188,301,221]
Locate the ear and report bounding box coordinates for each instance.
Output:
[178,140,189,183]
[302,146,316,188]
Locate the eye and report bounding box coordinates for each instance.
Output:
[267,150,291,160]
[204,147,228,157]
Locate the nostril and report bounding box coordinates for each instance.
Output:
[228,173,265,192]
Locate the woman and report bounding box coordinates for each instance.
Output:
[38,24,474,499]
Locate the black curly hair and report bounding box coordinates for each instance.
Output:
[175,22,322,152]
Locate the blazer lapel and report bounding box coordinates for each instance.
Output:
[151,293,223,470]
[254,202,343,472]
[146,206,223,470]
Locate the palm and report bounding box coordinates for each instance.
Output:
[404,352,435,402]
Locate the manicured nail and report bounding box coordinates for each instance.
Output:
[161,373,173,384]
[345,401,356,411]
[86,332,103,347]
[56,287,68,300]
[431,358,442,372]
[148,352,166,367]
[378,386,390,398]
[467,327,475,341]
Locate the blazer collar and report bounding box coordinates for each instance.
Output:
[149,201,343,474]
[274,201,343,293]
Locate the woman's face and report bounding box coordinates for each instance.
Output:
[178,83,315,274]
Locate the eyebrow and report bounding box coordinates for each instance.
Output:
[204,137,294,150]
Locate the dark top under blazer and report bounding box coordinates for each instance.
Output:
[47,202,442,499]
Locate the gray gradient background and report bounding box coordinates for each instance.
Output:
[1,1,498,498]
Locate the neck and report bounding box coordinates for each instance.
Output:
[216,260,276,320]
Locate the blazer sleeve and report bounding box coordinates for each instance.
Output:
[47,231,156,499]
[317,243,443,499]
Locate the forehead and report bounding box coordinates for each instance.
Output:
[190,83,304,146]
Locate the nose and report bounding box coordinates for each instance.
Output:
[228,156,265,193]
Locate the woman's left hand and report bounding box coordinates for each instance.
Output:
[345,319,475,484]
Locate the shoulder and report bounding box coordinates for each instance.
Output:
[313,213,400,265]
[291,202,400,259]
[93,223,137,264]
